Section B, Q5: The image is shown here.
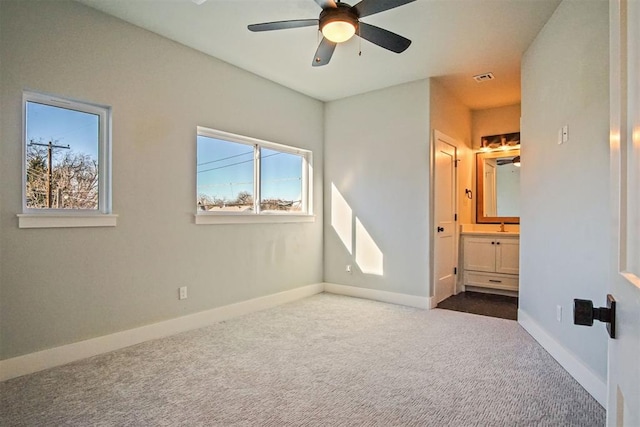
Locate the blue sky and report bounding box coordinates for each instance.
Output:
[197,135,302,202]
[26,101,99,159]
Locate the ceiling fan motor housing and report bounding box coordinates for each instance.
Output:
[319,3,359,36]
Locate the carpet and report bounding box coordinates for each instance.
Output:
[0,293,604,426]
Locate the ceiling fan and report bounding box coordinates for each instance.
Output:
[248,0,416,67]
[497,156,521,167]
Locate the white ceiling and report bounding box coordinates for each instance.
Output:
[77,0,560,109]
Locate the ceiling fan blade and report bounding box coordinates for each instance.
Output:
[248,19,319,32]
[358,22,411,53]
[314,0,337,9]
[353,0,416,18]
[312,37,337,67]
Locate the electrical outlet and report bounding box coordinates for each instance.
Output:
[556,305,562,322]
[346,264,352,273]
[179,286,188,300]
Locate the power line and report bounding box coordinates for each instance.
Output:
[197,152,281,174]
[197,177,301,190]
[197,150,253,167]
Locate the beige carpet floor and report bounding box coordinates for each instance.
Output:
[0,293,605,426]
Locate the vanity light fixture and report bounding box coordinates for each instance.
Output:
[480,132,520,151]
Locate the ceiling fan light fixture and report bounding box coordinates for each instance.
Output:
[319,4,359,44]
[248,0,415,67]
[322,20,356,43]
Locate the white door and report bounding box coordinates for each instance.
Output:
[433,131,457,304]
[607,1,640,425]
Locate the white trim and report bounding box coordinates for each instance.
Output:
[518,308,607,408]
[323,282,432,309]
[196,126,311,157]
[195,214,315,225]
[196,126,313,216]
[22,90,112,215]
[17,214,118,229]
[0,283,324,381]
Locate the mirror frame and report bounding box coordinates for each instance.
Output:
[476,149,520,224]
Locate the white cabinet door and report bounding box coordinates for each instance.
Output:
[496,239,520,274]
[463,237,495,272]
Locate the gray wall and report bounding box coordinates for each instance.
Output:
[323,80,431,296]
[520,0,609,380]
[0,0,324,359]
[429,80,473,225]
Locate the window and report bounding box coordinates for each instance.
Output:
[19,91,115,228]
[196,127,313,224]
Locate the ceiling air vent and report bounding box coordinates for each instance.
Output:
[473,72,495,83]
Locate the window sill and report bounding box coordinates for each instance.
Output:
[18,214,118,229]
[195,214,315,225]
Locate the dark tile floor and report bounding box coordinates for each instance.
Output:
[437,291,518,320]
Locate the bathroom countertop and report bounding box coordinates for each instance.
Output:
[460,230,520,236]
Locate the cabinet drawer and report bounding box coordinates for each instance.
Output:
[464,271,519,291]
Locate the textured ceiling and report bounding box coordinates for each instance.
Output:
[77,0,560,109]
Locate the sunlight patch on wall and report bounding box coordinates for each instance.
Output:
[331,183,353,254]
[355,217,384,276]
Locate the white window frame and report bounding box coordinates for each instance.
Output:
[18,90,116,229]
[195,126,314,225]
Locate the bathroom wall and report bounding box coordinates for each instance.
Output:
[429,80,473,225]
[471,104,521,149]
[470,104,521,226]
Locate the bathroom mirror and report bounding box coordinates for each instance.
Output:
[476,149,520,224]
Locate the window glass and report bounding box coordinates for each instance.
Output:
[197,136,254,212]
[25,101,101,210]
[260,148,303,212]
[196,127,312,217]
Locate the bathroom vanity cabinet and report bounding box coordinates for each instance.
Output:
[461,234,519,292]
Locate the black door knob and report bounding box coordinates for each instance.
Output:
[573,295,616,339]
[437,226,444,232]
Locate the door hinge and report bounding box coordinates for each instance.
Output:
[454,267,457,275]
[454,214,458,221]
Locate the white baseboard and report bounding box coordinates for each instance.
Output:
[518,308,607,408]
[323,282,432,309]
[0,283,324,382]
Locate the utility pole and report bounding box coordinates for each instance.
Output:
[29,141,70,208]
